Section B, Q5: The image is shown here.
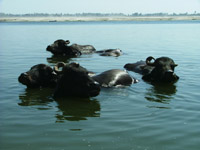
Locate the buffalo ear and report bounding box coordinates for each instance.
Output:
[146,56,155,66]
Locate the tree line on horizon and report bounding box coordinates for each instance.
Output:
[0,12,200,17]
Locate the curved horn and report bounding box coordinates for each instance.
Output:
[146,56,155,66]
[54,62,66,74]
[65,40,70,44]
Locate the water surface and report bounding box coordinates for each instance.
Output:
[0,21,200,150]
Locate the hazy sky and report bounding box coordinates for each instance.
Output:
[0,0,200,14]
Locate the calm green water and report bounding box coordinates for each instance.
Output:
[0,21,200,150]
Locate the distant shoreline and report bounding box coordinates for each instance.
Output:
[0,16,200,22]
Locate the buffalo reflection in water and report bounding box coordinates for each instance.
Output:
[46,55,71,66]
[145,83,177,105]
[55,98,100,122]
[18,88,54,107]
[18,89,101,122]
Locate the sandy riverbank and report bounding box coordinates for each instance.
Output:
[0,16,200,22]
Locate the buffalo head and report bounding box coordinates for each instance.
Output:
[46,39,81,57]
[53,62,100,98]
[18,64,58,88]
[142,56,179,83]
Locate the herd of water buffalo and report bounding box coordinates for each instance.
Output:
[18,39,179,98]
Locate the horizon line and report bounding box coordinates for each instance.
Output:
[1,12,200,16]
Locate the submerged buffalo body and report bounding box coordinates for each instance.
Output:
[46,39,96,56]
[96,49,123,57]
[70,44,96,54]
[18,64,58,88]
[92,69,137,87]
[124,56,179,83]
[124,60,154,75]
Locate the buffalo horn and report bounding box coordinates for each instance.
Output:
[146,56,156,66]
[54,62,66,73]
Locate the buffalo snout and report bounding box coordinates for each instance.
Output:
[163,70,179,82]
[87,82,101,97]
[18,72,31,86]
[46,45,52,51]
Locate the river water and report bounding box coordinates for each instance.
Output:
[0,21,200,150]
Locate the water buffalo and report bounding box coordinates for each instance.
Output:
[96,49,123,57]
[47,39,123,57]
[46,39,96,56]
[53,62,136,94]
[124,56,179,83]
[54,62,136,88]
[18,64,58,88]
[53,62,100,98]
[19,62,135,98]
[92,69,138,87]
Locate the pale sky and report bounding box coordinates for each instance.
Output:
[0,0,200,14]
